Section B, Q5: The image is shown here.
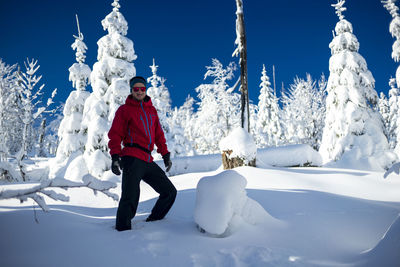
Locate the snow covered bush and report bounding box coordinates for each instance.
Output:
[319,0,396,171]
[194,169,273,236]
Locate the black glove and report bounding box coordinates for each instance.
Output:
[111,154,121,176]
[162,152,172,172]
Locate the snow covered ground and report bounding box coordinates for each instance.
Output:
[1,152,400,267]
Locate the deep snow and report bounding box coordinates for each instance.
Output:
[1,152,400,267]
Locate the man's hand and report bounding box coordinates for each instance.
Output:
[162,152,172,172]
[111,154,122,175]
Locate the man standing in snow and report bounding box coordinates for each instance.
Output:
[108,76,176,231]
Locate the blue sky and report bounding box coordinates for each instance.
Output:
[0,0,397,110]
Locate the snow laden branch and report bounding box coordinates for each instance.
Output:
[332,0,347,20]
[384,162,400,178]
[382,0,399,18]
[232,0,244,58]
[0,175,118,211]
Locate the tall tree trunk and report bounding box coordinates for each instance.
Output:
[236,0,250,132]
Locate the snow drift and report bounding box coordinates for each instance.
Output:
[194,169,280,236]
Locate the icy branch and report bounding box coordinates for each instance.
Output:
[382,0,399,18]
[332,0,347,20]
[0,175,118,211]
[112,0,121,12]
[384,162,400,178]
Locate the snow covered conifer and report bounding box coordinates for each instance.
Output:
[146,59,172,136]
[388,78,399,149]
[147,59,172,121]
[379,92,390,139]
[167,107,195,157]
[382,0,400,86]
[57,16,91,160]
[319,0,396,170]
[256,65,283,147]
[81,0,136,179]
[282,75,325,150]
[50,16,91,179]
[382,0,400,156]
[178,95,197,153]
[0,59,21,159]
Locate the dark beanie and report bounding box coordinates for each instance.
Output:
[130,76,147,88]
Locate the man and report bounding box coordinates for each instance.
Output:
[108,76,176,231]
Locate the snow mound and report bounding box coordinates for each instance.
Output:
[257,144,322,167]
[219,127,257,163]
[326,147,397,172]
[194,169,276,236]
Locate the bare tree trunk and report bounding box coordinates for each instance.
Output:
[236,0,250,132]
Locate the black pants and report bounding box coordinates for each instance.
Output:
[115,156,177,231]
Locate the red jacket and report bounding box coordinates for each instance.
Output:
[108,95,169,163]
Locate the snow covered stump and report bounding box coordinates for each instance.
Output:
[220,127,256,169]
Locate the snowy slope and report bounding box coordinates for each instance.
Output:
[1,157,400,267]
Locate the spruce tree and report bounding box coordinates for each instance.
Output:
[256,64,282,147]
[50,15,91,179]
[146,59,172,134]
[282,75,324,150]
[81,0,137,179]
[382,0,400,156]
[319,0,396,169]
[379,91,390,139]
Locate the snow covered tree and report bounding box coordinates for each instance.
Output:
[167,107,195,157]
[249,102,258,138]
[146,58,174,158]
[382,0,400,87]
[16,58,57,180]
[45,110,63,156]
[0,59,19,161]
[379,92,390,139]
[382,0,400,157]
[178,95,197,153]
[147,58,172,125]
[388,78,400,149]
[256,65,283,147]
[281,74,325,150]
[50,15,91,179]
[319,0,396,170]
[81,0,136,179]
[193,59,240,154]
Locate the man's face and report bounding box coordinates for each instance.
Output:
[131,82,146,101]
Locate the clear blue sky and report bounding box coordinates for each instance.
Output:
[0,0,397,110]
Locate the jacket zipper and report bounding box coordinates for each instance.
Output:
[140,102,152,162]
